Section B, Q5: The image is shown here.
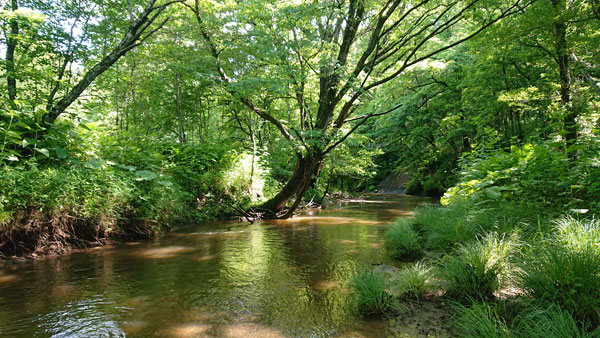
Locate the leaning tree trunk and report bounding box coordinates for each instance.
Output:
[259,153,323,217]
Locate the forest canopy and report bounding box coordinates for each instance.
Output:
[0,0,599,229]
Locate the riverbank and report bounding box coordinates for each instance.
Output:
[353,200,600,337]
[0,148,260,259]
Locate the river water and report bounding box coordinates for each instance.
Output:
[0,195,430,337]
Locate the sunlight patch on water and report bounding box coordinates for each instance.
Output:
[120,321,146,335]
[338,239,358,245]
[382,209,415,216]
[367,242,383,249]
[312,280,341,291]
[221,323,287,338]
[159,323,212,337]
[134,246,195,259]
[196,253,220,261]
[0,271,17,283]
[272,216,379,225]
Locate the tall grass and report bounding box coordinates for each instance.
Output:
[453,302,511,338]
[351,271,393,317]
[384,219,423,260]
[514,306,599,338]
[438,233,516,303]
[391,262,431,300]
[518,217,600,327]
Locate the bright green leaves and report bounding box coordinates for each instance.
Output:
[135,170,158,181]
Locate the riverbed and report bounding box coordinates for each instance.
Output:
[0,195,431,337]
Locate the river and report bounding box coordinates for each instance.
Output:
[0,195,431,337]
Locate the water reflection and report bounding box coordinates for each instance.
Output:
[0,195,432,337]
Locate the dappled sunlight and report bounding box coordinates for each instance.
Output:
[133,246,195,259]
[221,323,287,338]
[51,284,76,297]
[120,295,150,308]
[382,209,415,216]
[195,253,220,262]
[120,321,146,335]
[0,271,17,284]
[158,323,212,337]
[338,239,358,245]
[312,279,341,291]
[271,216,379,226]
[367,242,383,249]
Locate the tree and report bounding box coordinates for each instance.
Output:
[186,0,533,217]
[1,0,180,131]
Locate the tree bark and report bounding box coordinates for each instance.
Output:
[259,152,323,216]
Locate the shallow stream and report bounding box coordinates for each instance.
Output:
[0,195,430,337]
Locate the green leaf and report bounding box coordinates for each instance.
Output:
[36,148,50,157]
[7,155,19,161]
[483,186,503,199]
[135,170,158,181]
[84,158,103,170]
[55,147,69,159]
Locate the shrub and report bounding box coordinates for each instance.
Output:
[453,302,511,338]
[351,270,393,317]
[392,262,431,300]
[518,217,600,327]
[438,233,515,303]
[384,219,423,260]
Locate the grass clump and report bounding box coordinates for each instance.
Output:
[411,204,477,250]
[392,262,431,300]
[514,305,599,338]
[351,270,393,317]
[439,233,516,303]
[519,217,600,328]
[453,302,511,338]
[384,219,423,260]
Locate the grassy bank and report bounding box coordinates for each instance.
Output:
[351,203,600,336]
[351,142,600,336]
[0,143,267,258]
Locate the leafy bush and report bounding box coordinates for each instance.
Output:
[392,262,431,300]
[442,143,600,215]
[351,271,393,317]
[438,233,515,303]
[518,217,600,327]
[384,219,423,260]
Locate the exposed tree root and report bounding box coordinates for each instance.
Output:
[0,209,162,259]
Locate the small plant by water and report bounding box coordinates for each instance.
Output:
[438,233,515,303]
[384,219,423,260]
[351,270,393,317]
[392,262,431,300]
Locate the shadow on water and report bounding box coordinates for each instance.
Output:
[0,195,433,337]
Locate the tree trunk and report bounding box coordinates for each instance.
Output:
[259,152,323,217]
[5,0,18,109]
[551,0,576,160]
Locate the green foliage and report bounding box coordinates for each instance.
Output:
[351,271,393,318]
[518,217,600,327]
[384,219,423,261]
[0,163,187,236]
[391,262,431,300]
[438,233,516,303]
[514,306,599,338]
[453,302,511,338]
